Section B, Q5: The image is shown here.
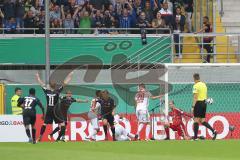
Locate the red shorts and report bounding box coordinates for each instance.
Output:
[169,124,185,137]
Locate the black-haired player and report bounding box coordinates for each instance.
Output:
[48,90,88,142]
[101,90,116,141]
[17,88,45,144]
[35,72,73,142]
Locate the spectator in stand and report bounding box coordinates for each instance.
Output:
[0,8,4,31]
[89,0,105,10]
[173,7,185,57]
[91,9,105,33]
[15,0,25,33]
[119,8,133,33]
[195,16,213,63]
[2,0,15,21]
[159,1,173,27]
[50,5,61,21]
[152,12,166,34]
[183,0,193,32]
[133,0,142,18]
[4,17,17,34]
[50,18,62,34]
[24,10,36,33]
[104,9,118,33]
[35,9,45,34]
[136,11,151,31]
[61,5,74,34]
[143,1,154,22]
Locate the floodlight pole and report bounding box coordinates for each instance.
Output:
[45,0,50,85]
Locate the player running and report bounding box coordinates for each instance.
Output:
[17,88,45,144]
[35,72,73,142]
[192,73,217,140]
[114,115,136,141]
[48,90,88,142]
[164,100,192,140]
[101,90,116,141]
[85,90,102,141]
[135,83,162,141]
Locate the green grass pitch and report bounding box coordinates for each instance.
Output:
[1,140,240,160]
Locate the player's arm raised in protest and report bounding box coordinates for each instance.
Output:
[63,71,74,87]
[76,98,89,103]
[35,72,45,87]
[150,94,163,100]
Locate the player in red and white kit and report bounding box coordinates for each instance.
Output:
[135,83,163,141]
[164,100,192,140]
[85,90,102,141]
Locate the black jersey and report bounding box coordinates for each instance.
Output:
[42,86,63,107]
[18,96,42,114]
[101,97,115,115]
[60,96,77,115]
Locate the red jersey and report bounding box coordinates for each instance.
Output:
[169,108,192,126]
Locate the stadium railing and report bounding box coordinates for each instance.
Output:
[173,32,240,63]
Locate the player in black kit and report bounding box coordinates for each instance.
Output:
[101,90,116,141]
[17,88,45,144]
[48,90,88,142]
[35,72,73,142]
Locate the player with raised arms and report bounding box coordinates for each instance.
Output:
[48,90,88,142]
[135,83,163,141]
[35,71,73,142]
[17,88,45,144]
[164,100,192,140]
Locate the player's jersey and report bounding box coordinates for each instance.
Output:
[115,123,128,141]
[59,96,76,117]
[18,96,42,114]
[169,108,192,126]
[135,91,152,111]
[101,98,115,115]
[42,86,63,107]
[193,81,207,101]
[90,98,101,114]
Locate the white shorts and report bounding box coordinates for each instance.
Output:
[136,110,150,123]
[88,111,99,129]
[115,124,129,141]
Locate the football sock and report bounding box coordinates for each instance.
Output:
[202,122,214,133]
[32,128,36,141]
[164,127,170,139]
[50,127,60,136]
[111,126,116,140]
[145,124,151,139]
[40,125,46,136]
[25,129,31,139]
[137,123,144,135]
[193,122,199,139]
[103,125,108,138]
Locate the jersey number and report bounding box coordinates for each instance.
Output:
[24,99,33,109]
[48,96,54,106]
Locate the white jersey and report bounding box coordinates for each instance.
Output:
[115,123,129,141]
[90,98,101,115]
[135,91,152,111]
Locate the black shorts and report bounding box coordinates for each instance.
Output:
[23,111,36,126]
[194,101,207,118]
[102,114,114,126]
[44,107,63,124]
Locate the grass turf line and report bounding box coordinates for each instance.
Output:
[0,140,239,160]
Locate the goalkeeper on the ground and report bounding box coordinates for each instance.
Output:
[164,100,192,140]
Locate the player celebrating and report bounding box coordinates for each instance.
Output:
[135,83,162,141]
[35,72,73,142]
[48,90,88,142]
[164,100,192,140]
[85,90,102,141]
[101,90,116,141]
[192,73,217,140]
[17,88,45,144]
[114,115,137,141]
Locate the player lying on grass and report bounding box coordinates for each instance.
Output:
[85,90,102,141]
[164,100,192,140]
[35,72,73,142]
[114,115,137,141]
[17,88,45,144]
[48,90,88,142]
[135,83,163,141]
